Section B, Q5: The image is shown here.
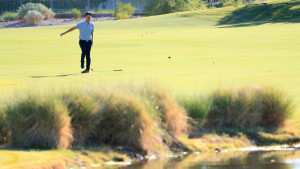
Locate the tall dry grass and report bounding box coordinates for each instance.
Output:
[87,82,189,152]
[260,87,293,127]
[140,85,189,145]
[61,91,99,147]
[204,86,293,128]
[205,88,255,127]
[90,92,164,153]
[0,83,293,152]
[6,95,73,149]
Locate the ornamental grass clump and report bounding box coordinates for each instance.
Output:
[6,95,72,149]
[141,85,189,146]
[61,91,99,147]
[205,87,293,128]
[90,93,163,153]
[260,87,293,127]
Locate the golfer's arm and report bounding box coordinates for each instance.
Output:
[61,27,77,36]
[91,32,93,44]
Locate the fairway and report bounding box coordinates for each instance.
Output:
[0,10,299,117]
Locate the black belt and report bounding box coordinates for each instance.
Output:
[80,40,92,42]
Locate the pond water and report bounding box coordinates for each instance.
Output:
[118,150,300,169]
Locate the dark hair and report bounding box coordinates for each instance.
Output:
[85,12,92,16]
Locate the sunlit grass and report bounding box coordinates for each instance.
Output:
[0,148,131,169]
[1,11,299,118]
[0,149,68,169]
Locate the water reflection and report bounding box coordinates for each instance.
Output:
[120,150,300,169]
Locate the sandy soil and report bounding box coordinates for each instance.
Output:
[0,17,116,29]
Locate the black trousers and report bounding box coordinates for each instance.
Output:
[79,40,92,70]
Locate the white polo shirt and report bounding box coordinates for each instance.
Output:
[75,21,94,41]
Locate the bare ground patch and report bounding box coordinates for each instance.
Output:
[0,17,115,29]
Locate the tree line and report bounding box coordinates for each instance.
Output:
[0,0,257,15]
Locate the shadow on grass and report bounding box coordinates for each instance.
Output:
[0,145,31,151]
[30,73,81,78]
[218,1,300,27]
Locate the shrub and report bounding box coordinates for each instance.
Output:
[235,0,243,6]
[17,3,36,20]
[144,0,193,15]
[17,3,54,20]
[189,0,208,10]
[72,8,81,19]
[61,92,98,147]
[1,12,17,21]
[43,9,56,19]
[36,3,48,12]
[115,1,136,19]
[24,10,45,25]
[223,0,236,7]
[6,95,72,149]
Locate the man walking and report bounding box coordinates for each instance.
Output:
[60,12,94,73]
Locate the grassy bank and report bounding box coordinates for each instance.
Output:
[0,84,298,148]
[0,84,189,153]
[219,1,300,25]
[0,83,299,168]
